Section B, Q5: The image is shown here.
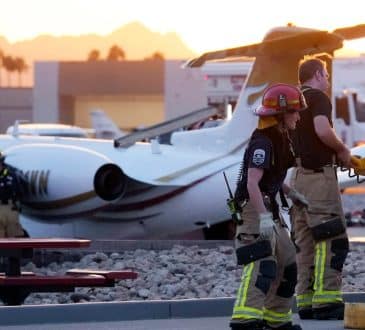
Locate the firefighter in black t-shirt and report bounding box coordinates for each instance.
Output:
[0,152,27,237]
[290,56,351,321]
[230,83,308,330]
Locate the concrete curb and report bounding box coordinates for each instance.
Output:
[88,238,364,251]
[0,293,364,326]
[36,238,364,254]
[88,239,233,252]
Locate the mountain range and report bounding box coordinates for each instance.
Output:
[0,22,197,86]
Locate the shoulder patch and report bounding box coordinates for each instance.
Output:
[252,149,266,165]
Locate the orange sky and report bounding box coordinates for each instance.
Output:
[0,0,364,55]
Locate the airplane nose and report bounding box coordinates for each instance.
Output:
[94,164,127,201]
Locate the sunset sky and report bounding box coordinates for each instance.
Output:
[1,0,365,55]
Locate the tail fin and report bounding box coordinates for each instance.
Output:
[172,39,302,153]
[90,109,126,140]
[173,25,351,154]
[171,54,297,153]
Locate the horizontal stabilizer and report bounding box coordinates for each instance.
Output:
[185,30,342,68]
[184,44,259,68]
[333,24,365,40]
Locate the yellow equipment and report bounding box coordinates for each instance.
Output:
[350,155,365,176]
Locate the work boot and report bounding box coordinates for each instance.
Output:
[263,321,302,329]
[312,302,344,320]
[229,318,265,330]
[298,307,313,319]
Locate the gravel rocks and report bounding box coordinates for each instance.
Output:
[8,241,363,305]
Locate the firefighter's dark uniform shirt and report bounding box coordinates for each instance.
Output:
[235,127,295,202]
[293,86,335,169]
[0,166,24,206]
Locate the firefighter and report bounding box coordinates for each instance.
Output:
[290,56,351,320]
[230,83,308,330]
[0,152,27,237]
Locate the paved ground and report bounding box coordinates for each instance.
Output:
[348,225,365,242]
[0,315,345,330]
[0,231,363,330]
[1,296,358,330]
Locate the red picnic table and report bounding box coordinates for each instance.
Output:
[0,238,137,305]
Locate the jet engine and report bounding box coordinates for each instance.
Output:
[94,163,127,201]
[2,143,127,217]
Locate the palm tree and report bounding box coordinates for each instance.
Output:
[87,49,101,61]
[106,45,125,61]
[14,57,28,87]
[144,51,165,61]
[2,55,16,86]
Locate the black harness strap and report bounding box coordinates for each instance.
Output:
[279,188,290,211]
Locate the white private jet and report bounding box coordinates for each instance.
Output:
[6,121,91,138]
[1,23,365,239]
[6,112,125,140]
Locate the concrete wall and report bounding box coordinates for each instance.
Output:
[164,60,206,120]
[0,88,32,133]
[74,94,164,130]
[13,57,365,132]
[33,62,59,122]
[33,61,166,128]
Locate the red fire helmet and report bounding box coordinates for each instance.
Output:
[255,83,307,116]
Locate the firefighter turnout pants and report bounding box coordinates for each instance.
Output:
[0,204,24,238]
[290,166,349,311]
[232,202,297,328]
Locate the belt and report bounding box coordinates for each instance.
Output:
[303,164,336,173]
[309,168,325,173]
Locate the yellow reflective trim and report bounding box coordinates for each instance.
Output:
[263,308,292,323]
[297,293,313,300]
[233,268,245,308]
[319,242,326,292]
[232,306,263,319]
[264,314,291,323]
[314,243,319,290]
[312,297,343,304]
[233,306,263,314]
[315,290,342,295]
[314,242,326,292]
[263,307,292,318]
[235,263,254,308]
[313,290,343,304]
[0,168,8,177]
[296,293,313,307]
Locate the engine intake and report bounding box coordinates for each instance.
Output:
[94,164,126,201]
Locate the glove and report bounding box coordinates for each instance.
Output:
[288,188,309,208]
[259,212,275,240]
